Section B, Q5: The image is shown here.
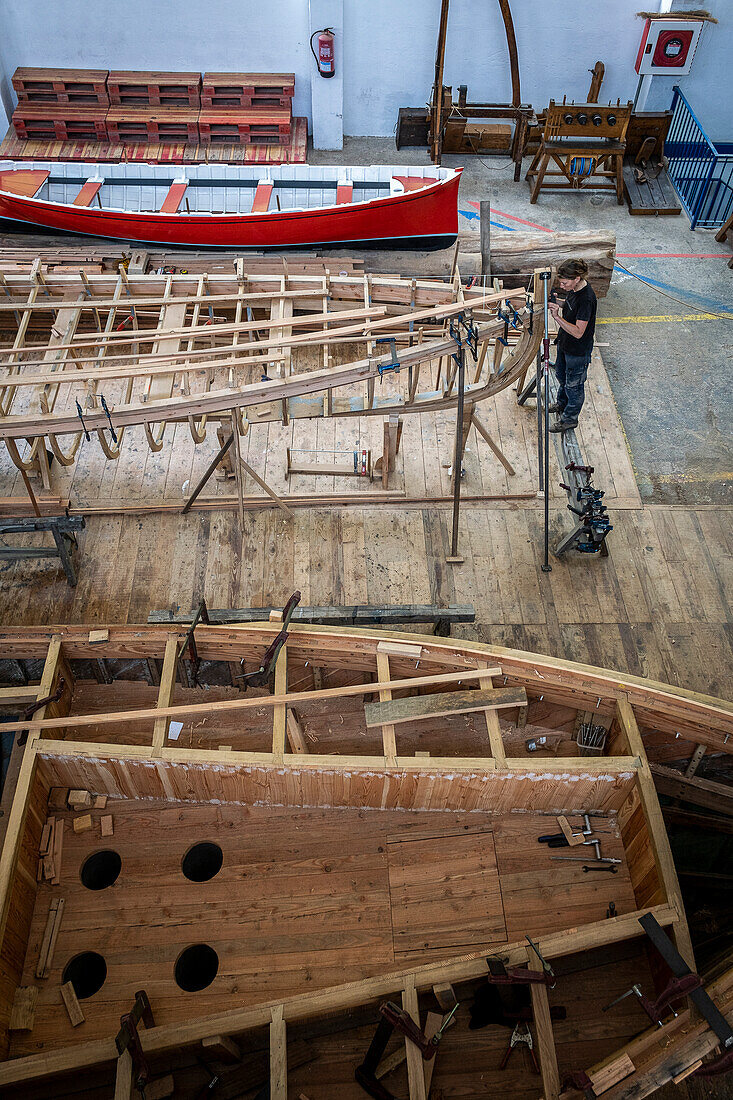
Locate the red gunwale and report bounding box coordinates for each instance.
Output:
[0,169,462,249]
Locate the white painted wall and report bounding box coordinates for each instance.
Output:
[0,1,730,142]
[0,0,312,129]
[343,0,648,137]
[643,0,733,143]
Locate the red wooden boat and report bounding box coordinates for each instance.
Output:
[0,161,461,249]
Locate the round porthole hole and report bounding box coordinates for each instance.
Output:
[182,841,223,883]
[62,952,107,999]
[80,849,121,890]
[175,943,219,992]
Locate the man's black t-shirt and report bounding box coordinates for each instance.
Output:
[557,282,597,356]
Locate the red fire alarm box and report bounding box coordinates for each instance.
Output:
[635,18,705,76]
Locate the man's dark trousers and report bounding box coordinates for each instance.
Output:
[553,347,592,424]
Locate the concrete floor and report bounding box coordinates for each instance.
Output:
[311,138,733,506]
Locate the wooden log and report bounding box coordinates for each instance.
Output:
[460,229,616,297]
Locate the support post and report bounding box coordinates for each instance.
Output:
[528,944,560,1100]
[447,335,465,564]
[480,200,491,279]
[540,271,552,572]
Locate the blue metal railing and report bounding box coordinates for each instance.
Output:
[666,86,733,230]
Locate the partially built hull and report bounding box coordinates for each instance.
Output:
[0,623,730,1097]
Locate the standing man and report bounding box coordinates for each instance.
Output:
[547,258,597,432]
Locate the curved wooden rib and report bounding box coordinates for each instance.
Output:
[96,426,124,460]
[4,436,41,472]
[188,414,207,444]
[46,429,82,466]
[144,420,166,453]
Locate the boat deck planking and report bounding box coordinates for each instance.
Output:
[10,801,635,1057]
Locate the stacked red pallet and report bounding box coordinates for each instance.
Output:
[10,68,296,147]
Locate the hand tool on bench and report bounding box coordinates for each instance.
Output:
[551,854,622,865]
[499,1019,540,1073]
[583,864,618,873]
[486,936,556,988]
[115,990,155,1097]
[355,1000,458,1100]
[604,913,733,1077]
[538,813,592,847]
[236,591,301,689]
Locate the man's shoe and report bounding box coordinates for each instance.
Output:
[549,418,578,433]
[547,402,562,414]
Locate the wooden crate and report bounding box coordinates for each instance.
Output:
[201,72,294,108]
[198,106,292,145]
[106,105,199,144]
[12,104,108,142]
[12,67,109,105]
[107,70,201,107]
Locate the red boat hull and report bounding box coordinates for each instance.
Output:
[0,171,461,250]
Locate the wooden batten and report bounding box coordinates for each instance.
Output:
[0,639,64,1057]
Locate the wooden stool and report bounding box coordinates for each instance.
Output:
[527,100,632,205]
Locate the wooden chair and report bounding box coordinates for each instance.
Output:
[526,100,632,205]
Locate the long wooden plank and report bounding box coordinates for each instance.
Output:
[401,975,427,1100]
[151,636,179,756]
[0,666,503,736]
[0,904,678,1087]
[650,763,733,816]
[365,686,526,728]
[376,651,397,767]
[528,944,560,1100]
[269,1004,286,1100]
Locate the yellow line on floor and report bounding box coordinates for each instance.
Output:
[654,471,733,484]
[598,313,732,324]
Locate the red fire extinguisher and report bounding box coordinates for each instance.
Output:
[310,28,335,78]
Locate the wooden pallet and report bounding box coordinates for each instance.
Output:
[106,105,199,145]
[12,104,108,142]
[0,116,308,164]
[201,72,294,108]
[198,106,292,145]
[12,67,108,105]
[107,70,201,107]
[623,161,681,216]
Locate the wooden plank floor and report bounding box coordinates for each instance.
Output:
[0,349,730,704]
[12,802,633,1056]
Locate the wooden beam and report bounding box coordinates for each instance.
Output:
[479,665,506,766]
[651,763,733,817]
[1,666,503,737]
[401,975,427,1100]
[376,651,397,767]
[528,945,560,1100]
[364,686,526,728]
[286,710,308,755]
[272,647,287,762]
[616,696,694,968]
[152,636,179,756]
[270,1004,287,1100]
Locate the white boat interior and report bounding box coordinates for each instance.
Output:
[0,161,454,214]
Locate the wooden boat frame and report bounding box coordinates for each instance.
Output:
[0,266,544,490]
[0,622,731,1095]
